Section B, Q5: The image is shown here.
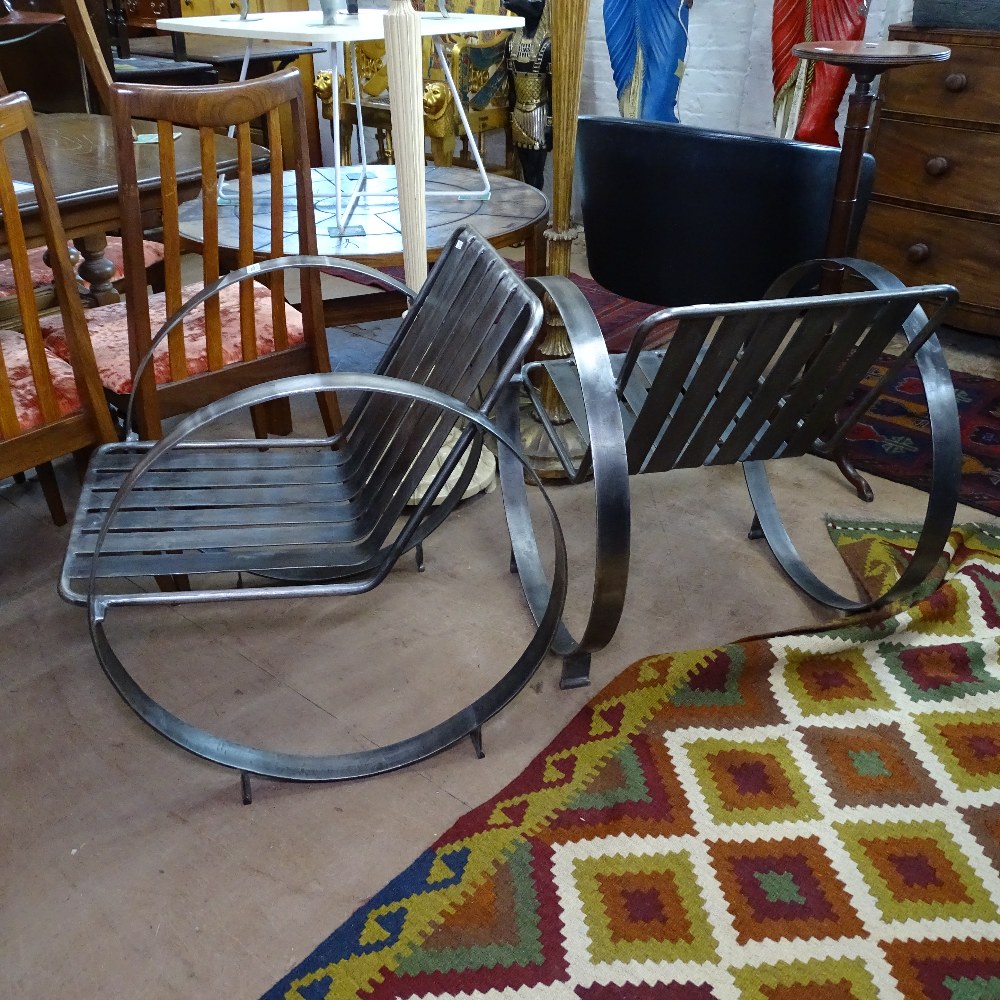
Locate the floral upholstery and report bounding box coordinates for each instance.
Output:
[0,239,166,300]
[0,328,81,437]
[42,280,305,396]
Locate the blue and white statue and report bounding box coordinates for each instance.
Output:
[604,0,694,122]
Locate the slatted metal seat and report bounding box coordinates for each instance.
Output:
[59,226,570,785]
[502,259,963,687]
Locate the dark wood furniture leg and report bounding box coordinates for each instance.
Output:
[793,39,951,501]
[73,231,120,304]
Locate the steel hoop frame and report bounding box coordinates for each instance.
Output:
[499,276,631,687]
[87,373,569,782]
[743,257,961,610]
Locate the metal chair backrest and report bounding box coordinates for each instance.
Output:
[576,115,876,309]
[619,280,957,476]
[0,92,115,483]
[109,68,334,438]
[340,225,543,545]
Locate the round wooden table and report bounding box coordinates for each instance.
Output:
[178,164,548,325]
[178,164,549,275]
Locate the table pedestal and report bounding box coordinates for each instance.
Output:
[793,39,950,500]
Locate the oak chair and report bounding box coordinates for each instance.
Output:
[0,92,116,524]
[40,68,340,440]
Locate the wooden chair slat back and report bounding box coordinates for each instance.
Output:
[109,69,326,438]
[0,92,114,466]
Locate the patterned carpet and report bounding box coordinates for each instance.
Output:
[263,521,1000,1000]
[845,358,1000,518]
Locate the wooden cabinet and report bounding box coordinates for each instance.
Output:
[857,22,1000,338]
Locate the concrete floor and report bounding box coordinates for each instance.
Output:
[1,246,998,998]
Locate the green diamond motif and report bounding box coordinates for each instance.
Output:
[754,870,807,905]
[849,749,892,778]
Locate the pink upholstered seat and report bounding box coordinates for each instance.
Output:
[42,280,306,396]
[0,328,82,435]
[0,238,165,299]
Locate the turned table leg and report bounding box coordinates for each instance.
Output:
[72,232,121,306]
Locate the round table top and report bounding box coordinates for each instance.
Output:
[178,165,548,267]
[793,39,951,70]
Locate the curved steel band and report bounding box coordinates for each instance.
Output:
[88,373,568,782]
[499,276,630,681]
[124,254,417,438]
[745,256,961,611]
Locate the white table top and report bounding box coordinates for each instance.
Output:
[156,9,522,44]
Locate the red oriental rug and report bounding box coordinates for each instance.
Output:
[263,521,1000,999]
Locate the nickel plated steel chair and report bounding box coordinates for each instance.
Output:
[59,226,570,790]
[501,261,962,687]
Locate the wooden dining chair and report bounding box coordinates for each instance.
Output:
[40,68,340,440]
[0,92,117,524]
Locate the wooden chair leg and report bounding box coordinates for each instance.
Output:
[73,446,94,483]
[250,403,270,439]
[262,397,293,436]
[35,461,67,526]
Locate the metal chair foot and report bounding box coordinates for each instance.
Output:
[240,771,253,805]
[415,542,425,572]
[469,727,485,759]
[560,651,591,689]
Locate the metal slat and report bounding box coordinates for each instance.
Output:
[76,500,368,533]
[784,297,919,457]
[539,360,592,447]
[711,306,840,465]
[749,298,886,459]
[625,319,713,473]
[76,541,382,579]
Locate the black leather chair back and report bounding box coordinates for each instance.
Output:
[576,116,875,307]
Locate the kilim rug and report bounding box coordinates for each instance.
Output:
[263,521,1000,1000]
[844,359,1000,518]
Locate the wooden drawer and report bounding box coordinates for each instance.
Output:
[871,119,1000,216]
[858,201,1000,309]
[879,42,1000,125]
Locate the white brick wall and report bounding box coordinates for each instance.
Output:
[582,0,916,134]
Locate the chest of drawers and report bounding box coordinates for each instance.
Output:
[857,22,1000,339]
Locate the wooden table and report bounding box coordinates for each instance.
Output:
[2,112,256,303]
[177,164,548,323]
[127,34,323,69]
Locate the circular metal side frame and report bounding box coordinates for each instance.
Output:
[499,275,631,686]
[87,374,569,782]
[745,256,962,611]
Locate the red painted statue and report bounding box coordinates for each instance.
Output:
[772,0,869,146]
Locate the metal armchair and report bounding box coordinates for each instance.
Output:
[59,226,569,788]
[503,261,962,687]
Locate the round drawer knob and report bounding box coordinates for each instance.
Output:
[907,242,931,264]
[945,72,968,93]
[925,156,950,177]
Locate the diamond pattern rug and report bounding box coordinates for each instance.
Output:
[263,522,1000,999]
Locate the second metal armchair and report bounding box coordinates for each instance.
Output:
[504,261,963,686]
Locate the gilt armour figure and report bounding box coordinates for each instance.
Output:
[504,0,551,189]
